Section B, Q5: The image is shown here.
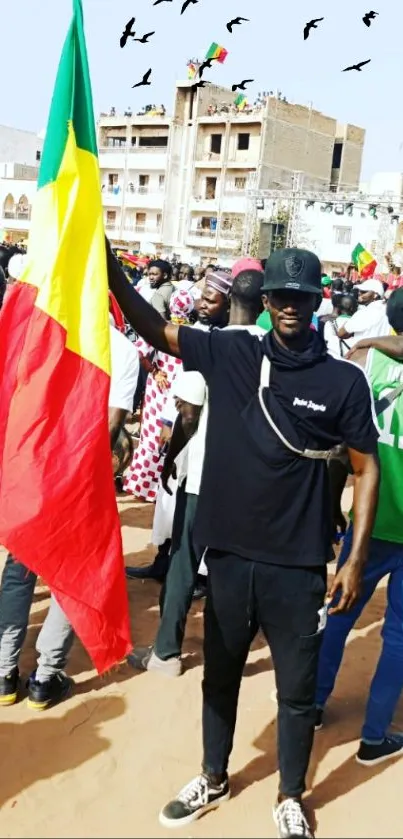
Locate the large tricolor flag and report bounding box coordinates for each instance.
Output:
[0,0,132,673]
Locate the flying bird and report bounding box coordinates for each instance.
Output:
[132,68,152,88]
[181,0,198,13]
[134,31,155,43]
[198,58,214,78]
[342,58,371,72]
[232,79,254,92]
[120,17,136,48]
[226,16,249,33]
[363,10,378,26]
[191,79,210,89]
[153,0,172,5]
[303,18,324,40]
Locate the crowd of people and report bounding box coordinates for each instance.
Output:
[0,239,402,838]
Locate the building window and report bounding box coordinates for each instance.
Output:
[139,174,149,193]
[107,173,120,193]
[237,133,250,151]
[234,176,246,190]
[210,134,222,154]
[205,177,217,199]
[157,213,162,228]
[36,150,41,162]
[332,142,343,169]
[138,136,168,147]
[107,137,126,148]
[106,210,116,227]
[136,212,146,230]
[159,174,165,188]
[334,226,352,245]
[131,137,137,146]
[16,195,29,219]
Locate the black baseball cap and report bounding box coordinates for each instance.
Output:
[386,287,403,334]
[261,248,322,295]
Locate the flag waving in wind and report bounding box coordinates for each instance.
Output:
[0,0,132,673]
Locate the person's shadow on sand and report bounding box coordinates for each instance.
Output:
[0,695,126,809]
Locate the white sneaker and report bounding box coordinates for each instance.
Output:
[273,798,313,838]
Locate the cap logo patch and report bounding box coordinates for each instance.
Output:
[284,281,301,289]
[285,256,304,278]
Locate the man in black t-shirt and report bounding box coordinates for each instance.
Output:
[107,243,380,839]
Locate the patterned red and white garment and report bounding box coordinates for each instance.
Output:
[123,342,182,502]
[124,288,194,502]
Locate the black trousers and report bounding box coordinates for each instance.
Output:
[202,551,326,798]
[154,485,203,660]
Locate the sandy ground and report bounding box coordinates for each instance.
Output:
[0,488,402,839]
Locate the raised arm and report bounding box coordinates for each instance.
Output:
[347,335,403,360]
[105,238,180,356]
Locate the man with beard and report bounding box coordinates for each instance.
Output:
[125,269,231,583]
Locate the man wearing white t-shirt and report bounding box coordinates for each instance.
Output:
[109,318,139,446]
[338,279,390,346]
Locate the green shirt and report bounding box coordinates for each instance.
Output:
[367,348,403,543]
[256,310,272,331]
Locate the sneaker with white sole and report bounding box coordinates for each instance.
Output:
[273,798,313,838]
[356,734,403,766]
[127,646,182,677]
[159,773,230,828]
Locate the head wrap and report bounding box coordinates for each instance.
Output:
[176,279,195,292]
[8,253,27,280]
[173,371,206,406]
[205,270,233,297]
[169,288,194,319]
[232,257,263,278]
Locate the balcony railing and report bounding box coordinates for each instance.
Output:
[123,225,162,234]
[192,195,218,202]
[105,221,119,230]
[128,145,168,153]
[196,152,223,162]
[99,145,127,153]
[103,185,122,194]
[3,210,31,220]
[126,186,165,195]
[99,144,168,154]
[188,228,217,237]
[224,188,247,196]
[188,226,242,239]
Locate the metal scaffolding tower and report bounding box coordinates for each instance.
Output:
[285,171,304,247]
[242,181,403,256]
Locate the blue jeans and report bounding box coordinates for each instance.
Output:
[316,525,403,743]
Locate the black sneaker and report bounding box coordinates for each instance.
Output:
[0,667,19,706]
[314,708,324,731]
[273,798,314,838]
[356,734,403,766]
[159,773,230,828]
[27,671,73,711]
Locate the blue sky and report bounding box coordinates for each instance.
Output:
[1,0,401,178]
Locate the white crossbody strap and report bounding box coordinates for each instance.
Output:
[258,356,334,460]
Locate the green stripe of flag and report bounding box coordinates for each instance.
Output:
[38,0,97,189]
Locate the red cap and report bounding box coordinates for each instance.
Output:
[231,257,263,278]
